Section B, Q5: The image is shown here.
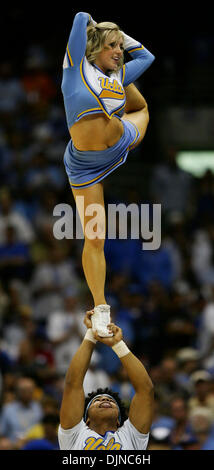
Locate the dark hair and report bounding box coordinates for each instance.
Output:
[84,387,127,426]
[42,413,59,425]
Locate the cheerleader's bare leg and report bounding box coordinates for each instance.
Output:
[123,83,149,149]
[72,182,112,337]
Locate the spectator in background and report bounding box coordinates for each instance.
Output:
[30,104,67,160]
[14,395,59,449]
[114,288,140,350]
[30,243,79,320]
[175,347,200,393]
[164,214,198,288]
[105,235,140,278]
[33,189,62,238]
[148,426,172,450]
[105,272,129,310]
[0,282,9,328]
[0,188,35,244]
[0,225,31,286]
[169,395,193,447]
[150,145,193,217]
[163,286,197,352]
[16,325,56,386]
[0,62,25,114]
[1,304,34,362]
[0,373,17,407]
[42,373,64,406]
[161,217,184,283]
[188,370,214,419]
[22,53,56,106]
[23,152,65,195]
[0,376,43,442]
[193,170,214,227]
[154,358,183,411]
[189,407,214,450]
[0,361,3,396]
[46,288,84,375]
[191,227,214,286]
[134,281,170,365]
[0,130,21,190]
[197,286,214,371]
[21,413,59,450]
[150,392,174,432]
[2,278,31,320]
[132,243,174,292]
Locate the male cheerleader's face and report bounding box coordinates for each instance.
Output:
[86,395,120,426]
[95,33,124,73]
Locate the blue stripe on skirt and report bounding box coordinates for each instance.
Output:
[63,120,140,189]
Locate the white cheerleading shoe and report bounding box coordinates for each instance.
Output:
[91,304,113,337]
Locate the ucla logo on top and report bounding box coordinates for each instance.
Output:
[98,77,125,100]
[83,436,122,450]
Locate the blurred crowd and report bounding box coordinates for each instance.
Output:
[1,43,214,451]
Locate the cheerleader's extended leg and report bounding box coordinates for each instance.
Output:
[72,182,112,338]
[123,83,149,149]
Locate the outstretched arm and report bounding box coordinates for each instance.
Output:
[60,325,96,429]
[94,324,154,434]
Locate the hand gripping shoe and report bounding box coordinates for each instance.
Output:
[91,304,113,337]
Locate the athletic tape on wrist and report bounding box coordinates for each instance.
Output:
[112,340,130,358]
[84,328,97,344]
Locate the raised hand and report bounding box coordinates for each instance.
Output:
[84,309,94,329]
[93,323,123,347]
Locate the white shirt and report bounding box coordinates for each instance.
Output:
[47,310,85,374]
[198,302,214,357]
[58,418,149,450]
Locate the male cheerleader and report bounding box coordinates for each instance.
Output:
[58,310,154,450]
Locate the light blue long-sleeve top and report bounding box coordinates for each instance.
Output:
[61,12,155,129]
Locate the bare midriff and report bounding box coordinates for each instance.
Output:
[69,113,124,151]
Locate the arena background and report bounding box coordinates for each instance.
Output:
[1,2,214,451]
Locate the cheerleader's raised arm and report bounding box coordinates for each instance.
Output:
[64,12,96,68]
[122,32,155,86]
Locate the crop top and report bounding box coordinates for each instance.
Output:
[61,12,155,129]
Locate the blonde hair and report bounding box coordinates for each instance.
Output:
[86,22,124,73]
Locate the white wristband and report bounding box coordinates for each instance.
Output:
[84,328,97,344]
[112,340,130,358]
